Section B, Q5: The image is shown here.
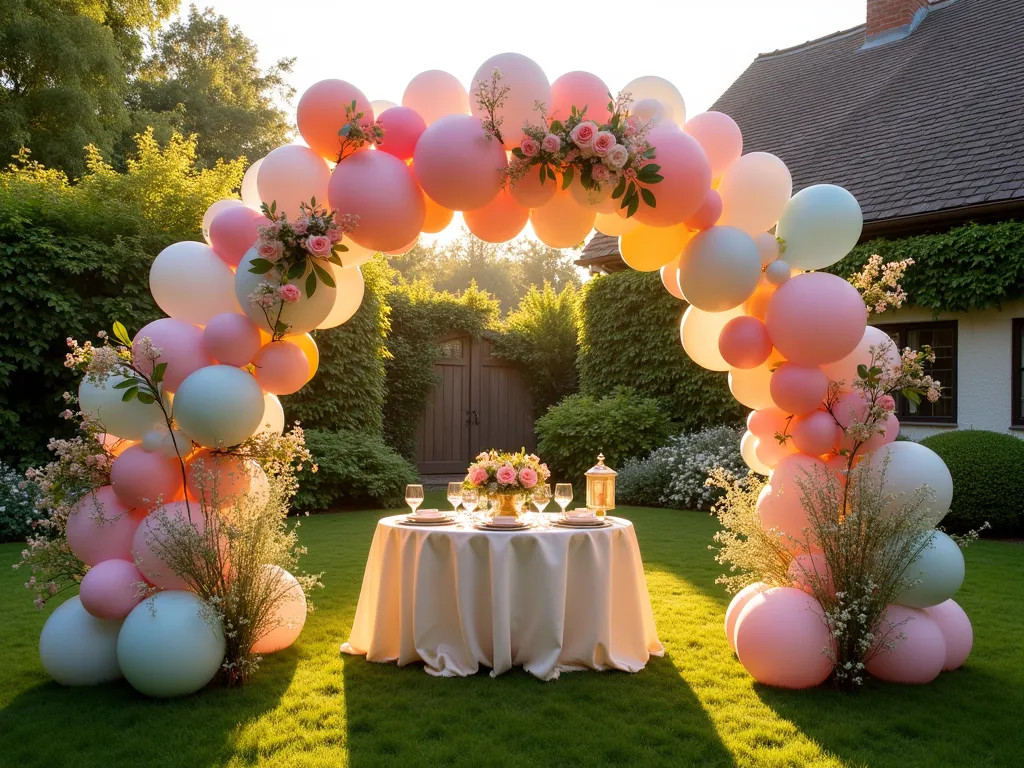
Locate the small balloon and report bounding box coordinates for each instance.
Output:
[203,313,263,367]
[764,259,792,286]
[680,305,745,371]
[209,205,266,268]
[133,318,212,394]
[202,199,244,243]
[718,315,772,369]
[252,340,310,396]
[769,363,828,416]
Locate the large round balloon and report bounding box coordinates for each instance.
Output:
[633,125,711,228]
[683,112,743,178]
[39,596,123,686]
[172,365,265,448]
[402,70,470,126]
[530,187,595,248]
[110,443,184,509]
[296,79,373,161]
[133,318,211,394]
[79,558,145,620]
[203,313,263,367]
[413,115,506,211]
[550,71,611,124]
[620,223,690,272]
[622,75,686,126]
[765,272,867,366]
[923,599,972,670]
[865,605,945,684]
[872,441,954,525]
[729,363,775,410]
[510,169,557,209]
[209,205,266,268]
[66,486,143,565]
[724,582,768,651]
[117,591,226,698]
[317,264,365,329]
[252,340,310,396]
[376,106,426,162]
[678,226,761,312]
[895,530,965,608]
[464,188,529,243]
[150,241,240,326]
[240,159,263,210]
[257,145,331,217]
[79,374,165,441]
[717,152,792,236]
[790,410,842,456]
[251,566,307,654]
[234,249,337,335]
[748,407,790,441]
[132,501,206,590]
[328,150,425,252]
[470,53,551,150]
[776,184,863,270]
[257,392,285,436]
[186,448,266,507]
[680,305,744,371]
[740,431,772,475]
[820,325,900,390]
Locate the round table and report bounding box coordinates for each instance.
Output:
[341,514,663,680]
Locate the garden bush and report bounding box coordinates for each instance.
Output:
[617,426,745,511]
[0,462,42,543]
[919,430,1024,535]
[535,388,671,483]
[294,429,418,511]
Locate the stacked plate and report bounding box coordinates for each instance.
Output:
[473,516,532,531]
[400,509,453,526]
[554,511,611,529]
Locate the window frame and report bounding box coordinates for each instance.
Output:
[1012,318,1024,427]
[872,320,958,425]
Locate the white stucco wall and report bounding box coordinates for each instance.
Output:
[872,300,1024,440]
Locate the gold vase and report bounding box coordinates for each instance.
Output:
[494,493,519,518]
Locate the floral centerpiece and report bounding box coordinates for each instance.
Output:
[464,449,550,518]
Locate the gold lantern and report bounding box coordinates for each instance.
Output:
[585,454,616,517]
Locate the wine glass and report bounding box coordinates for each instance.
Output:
[447,482,463,516]
[554,483,573,518]
[532,483,552,515]
[462,489,479,521]
[405,484,424,517]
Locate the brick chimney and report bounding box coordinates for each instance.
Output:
[866,0,931,38]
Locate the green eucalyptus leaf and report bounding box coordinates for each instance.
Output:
[121,388,138,402]
[112,378,137,390]
[611,176,627,200]
[136,391,155,405]
[306,271,317,298]
[640,188,656,208]
[152,362,168,384]
[313,262,336,288]
[561,166,575,190]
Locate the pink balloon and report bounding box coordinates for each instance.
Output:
[866,605,946,684]
[297,79,373,161]
[110,444,184,509]
[923,599,973,670]
[257,145,331,218]
[464,187,529,243]
[133,318,212,393]
[510,169,557,209]
[329,150,425,252]
[725,582,768,652]
[66,486,144,566]
[684,188,722,231]
[376,106,426,162]
[759,454,827,551]
[633,125,712,228]
[734,587,833,688]
[790,410,842,456]
[79,558,145,620]
[820,325,900,390]
[549,71,611,124]
[683,112,743,178]
[755,434,797,469]
[132,501,206,590]
[770,363,828,415]
[788,553,834,597]
[413,115,506,211]
[251,566,307,654]
[252,340,310,396]
[470,53,551,150]
[747,407,790,441]
[209,206,266,268]
[203,313,263,367]
[832,390,869,431]
[660,256,685,299]
[186,448,257,506]
[403,70,470,126]
[765,272,867,366]
[719,316,771,369]
[530,186,595,248]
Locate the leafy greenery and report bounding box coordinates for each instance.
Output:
[293,429,418,511]
[919,429,1024,535]
[0,461,41,543]
[535,388,672,482]
[577,270,744,428]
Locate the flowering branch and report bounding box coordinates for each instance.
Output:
[335,101,385,163]
[475,68,508,145]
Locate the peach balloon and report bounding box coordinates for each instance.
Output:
[748,407,790,441]
[923,599,973,671]
[471,53,551,150]
[376,106,426,162]
[765,272,867,366]
[550,71,611,124]
[770,363,828,415]
[203,313,262,368]
[257,145,331,217]
[385,236,418,256]
[251,565,307,654]
[684,112,743,178]
[744,280,777,322]
[252,340,310,396]
[757,482,816,550]
[725,582,768,651]
[685,188,722,231]
[79,558,146,621]
[791,410,842,456]
[680,305,745,371]
[734,587,833,688]
[317,263,365,329]
[110,444,184,509]
[755,434,798,469]
[420,192,454,234]
[132,318,211,394]
[328,150,425,252]
[594,210,638,237]
[660,257,685,299]
[717,152,793,236]
[619,223,690,272]
[186,448,261,506]
[336,238,375,269]
[741,431,771,475]
[464,188,529,243]
[132,501,207,590]
[285,333,319,381]
[866,605,946,684]
[569,180,617,213]
[402,70,470,126]
[729,363,775,410]
[754,231,781,266]
[413,115,506,211]
[530,187,595,248]
[66,486,143,566]
[633,125,711,228]
[787,553,834,597]
[297,79,373,161]
[718,315,772,369]
[257,392,285,436]
[209,206,266,268]
[771,452,828,496]
[510,170,557,209]
[678,226,761,312]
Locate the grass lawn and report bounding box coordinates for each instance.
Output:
[1,497,1022,768]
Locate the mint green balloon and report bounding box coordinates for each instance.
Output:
[172,365,264,448]
[79,374,165,440]
[896,531,965,609]
[776,184,862,271]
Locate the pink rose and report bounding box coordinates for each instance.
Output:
[305,234,331,257]
[623,116,641,138]
[467,466,488,485]
[257,239,284,262]
[592,131,616,156]
[541,133,561,153]
[591,164,611,183]
[520,136,540,158]
[495,464,516,485]
[877,394,896,412]
[518,466,538,488]
[570,120,598,148]
[278,284,301,303]
[292,217,310,235]
[327,225,343,243]
[605,144,629,170]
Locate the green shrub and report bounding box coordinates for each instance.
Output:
[919,430,1024,535]
[294,429,418,511]
[535,388,671,483]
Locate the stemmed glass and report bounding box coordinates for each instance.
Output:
[462,489,479,523]
[532,484,552,515]
[554,483,573,518]
[405,484,424,517]
[447,482,463,517]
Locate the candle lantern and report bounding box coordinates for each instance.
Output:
[585,453,616,517]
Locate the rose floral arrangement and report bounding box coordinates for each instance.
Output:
[464,449,551,495]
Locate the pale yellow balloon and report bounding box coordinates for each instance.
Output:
[530,187,595,249]
[741,430,771,475]
[338,238,375,269]
[717,152,792,236]
[370,99,398,116]
[620,223,691,272]
[679,304,745,371]
[661,257,685,299]
[257,392,285,436]
[595,211,639,237]
[729,362,776,410]
[622,75,687,126]
[317,265,365,329]
[285,333,320,382]
[241,159,264,210]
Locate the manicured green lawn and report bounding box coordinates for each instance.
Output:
[1,500,1022,768]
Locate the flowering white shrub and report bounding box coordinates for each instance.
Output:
[0,462,41,543]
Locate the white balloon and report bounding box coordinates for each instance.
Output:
[680,304,745,371]
[117,591,225,698]
[257,144,331,217]
[257,392,285,436]
[622,75,686,126]
[251,565,307,654]
[202,199,244,243]
[370,99,398,115]
[234,248,337,335]
[741,431,771,475]
[150,241,240,326]
[631,97,666,126]
[764,259,792,286]
[338,239,376,269]
[39,596,123,686]
[820,326,899,389]
[895,531,965,608]
[717,152,793,236]
[776,184,863,270]
[241,158,264,210]
[754,232,780,266]
[142,426,193,459]
[79,374,165,441]
[678,226,761,312]
[173,365,265,448]
[316,265,365,329]
[872,442,954,526]
[729,364,775,410]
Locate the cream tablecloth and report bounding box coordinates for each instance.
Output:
[340,515,663,680]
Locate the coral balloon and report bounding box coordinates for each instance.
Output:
[413,115,506,211]
[860,412,900,452]
[622,75,686,126]
[684,112,743,178]
[132,501,206,590]
[661,256,685,299]
[251,566,307,654]
[209,205,266,268]
[895,531,965,608]
[420,192,454,234]
[133,318,211,393]
[776,184,863,270]
[80,558,145,620]
[748,407,790,441]
[790,410,842,456]
[865,605,945,684]
[172,364,265,448]
[110,444,184,509]
[464,188,529,243]
[725,582,768,651]
[403,70,470,126]
[241,159,263,210]
[734,587,833,688]
[317,264,365,329]
[680,305,745,371]
[297,79,373,161]
[729,363,775,410]
[286,333,319,381]
[256,144,331,217]
[530,187,595,248]
[765,272,867,366]
[471,53,551,150]
[718,315,771,369]
[150,241,240,326]
[872,442,954,525]
[717,152,793,236]
[678,226,761,311]
[39,597,123,686]
[620,223,690,272]
[252,340,310,396]
[550,71,611,124]
[770,363,828,415]
[923,599,973,670]
[740,431,771,475]
[328,150,425,252]
[510,169,557,209]
[202,199,243,242]
[685,188,722,231]
[376,106,426,162]
[633,125,711,228]
[186,448,265,507]
[203,313,262,367]
[79,375,165,441]
[66,486,142,565]
[235,249,337,335]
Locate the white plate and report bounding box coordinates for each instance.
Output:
[473,521,532,532]
[399,516,453,526]
[554,519,611,529]
[410,509,445,519]
[557,516,604,526]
